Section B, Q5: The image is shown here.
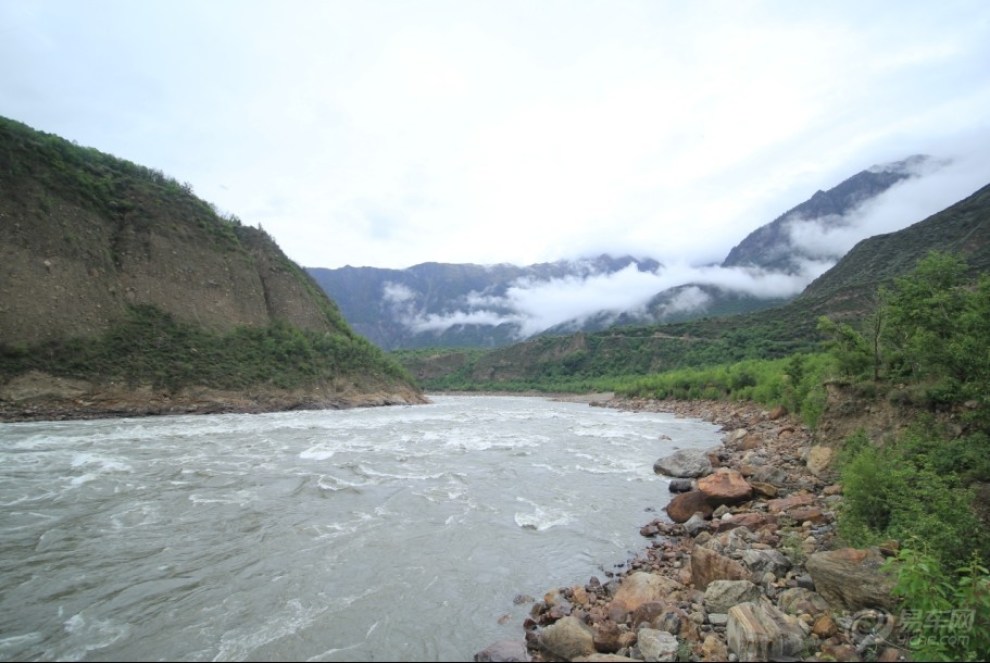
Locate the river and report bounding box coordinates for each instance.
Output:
[0,395,721,661]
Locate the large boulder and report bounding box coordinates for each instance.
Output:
[538,616,596,660]
[610,572,683,614]
[806,445,834,477]
[665,490,713,523]
[690,546,750,590]
[697,469,753,506]
[726,601,808,662]
[805,547,897,611]
[739,548,791,578]
[653,449,712,478]
[777,587,831,617]
[703,579,762,614]
[635,628,679,662]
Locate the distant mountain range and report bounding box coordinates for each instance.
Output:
[308,255,662,350]
[309,155,935,350]
[402,178,990,387]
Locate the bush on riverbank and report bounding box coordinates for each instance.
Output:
[612,352,832,428]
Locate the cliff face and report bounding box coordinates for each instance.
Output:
[0,116,424,418]
[0,124,346,343]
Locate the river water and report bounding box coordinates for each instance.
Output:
[0,395,721,662]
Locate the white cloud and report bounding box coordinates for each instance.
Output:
[787,141,990,259]
[382,282,417,304]
[1,0,989,274]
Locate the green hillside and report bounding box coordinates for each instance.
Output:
[0,116,423,418]
[401,181,990,391]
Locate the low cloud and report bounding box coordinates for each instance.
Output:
[389,143,990,340]
[393,259,830,339]
[787,146,990,260]
[663,286,712,316]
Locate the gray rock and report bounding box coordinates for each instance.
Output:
[474,639,531,662]
[726,601,808,662]
[538,616,595,660]
[668,478,694,493]
[740,548,791,577]
[704,580,763,615]
[805,547,897,611]
[684,513,710,537]
[708,612,729,627]
[653,448,713,478]
[636,627,679,662]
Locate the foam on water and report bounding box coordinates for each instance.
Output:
[0,394,721,662]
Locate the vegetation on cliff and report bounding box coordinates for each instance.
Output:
[0,116,419,412]
[1,303,411,393]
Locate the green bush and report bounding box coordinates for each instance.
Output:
[1,304,413,392]
[886,546,990,661]
[837,425,988,568]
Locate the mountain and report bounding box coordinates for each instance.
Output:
[543,155,936,333]
[307,255,662,350]
[402,179,990,387]
[0,116,424,419]
[311,157,934,349]
[797,179,990,315]
[722,155,933,272]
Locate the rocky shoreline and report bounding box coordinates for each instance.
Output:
[476,397,905,663]
[0,370,428,422]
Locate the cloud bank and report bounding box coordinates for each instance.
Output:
[388,150,990,339]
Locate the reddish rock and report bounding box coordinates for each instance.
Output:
[812,614,838,638]
[591,622,623,653]
[767,405,788,420]
[610,571,683,614]
[690,545,750,590]
[666,490,714,523]
[715,512,777,533]
[767,491,815,514]
[697,469,753,506]
[701,634,729,662]
[788,505,826,524]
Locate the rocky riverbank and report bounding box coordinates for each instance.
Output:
[476,397,906,663]
[0,370,428,422]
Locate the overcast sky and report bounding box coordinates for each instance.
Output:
[3,0,990,271]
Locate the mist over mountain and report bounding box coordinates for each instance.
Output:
[722,154,935,272]
[310,153,978,349]
[308,255,661,350]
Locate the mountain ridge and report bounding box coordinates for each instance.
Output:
[309,155,935,349]
[400,178,990,387]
